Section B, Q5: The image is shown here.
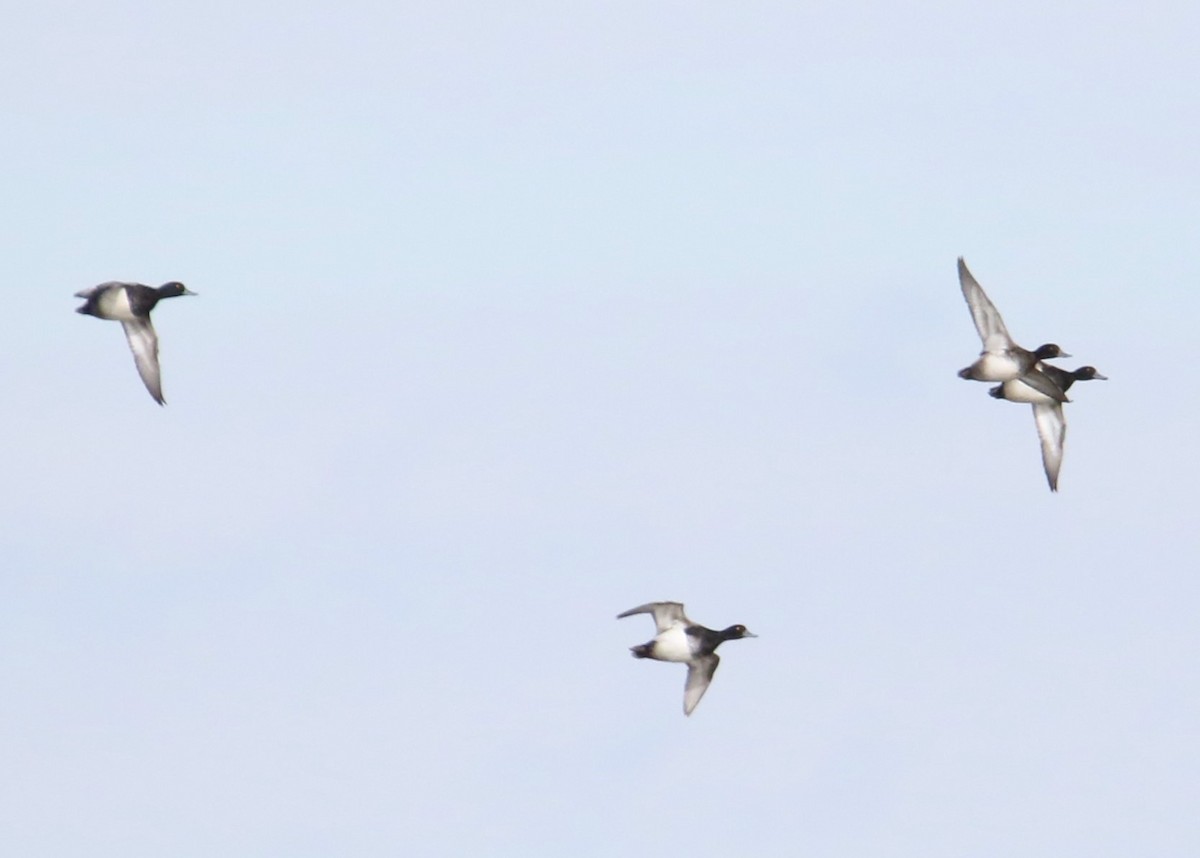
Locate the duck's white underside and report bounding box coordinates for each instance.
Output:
[972,352,1024,381]
[1001,378,1057,404]
[94,288,137,322]
[651,625,693,662]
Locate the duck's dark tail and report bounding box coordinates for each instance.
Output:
[630,644,653,659]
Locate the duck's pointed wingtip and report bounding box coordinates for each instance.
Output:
[957,257,977,285]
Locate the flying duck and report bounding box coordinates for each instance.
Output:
[75,281,195,404]
[617,601,756,716]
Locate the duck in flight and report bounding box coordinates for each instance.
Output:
[75,281,195,405]
[617,601,756,716]
[990,364,1107,491]
[957,257,1070,403]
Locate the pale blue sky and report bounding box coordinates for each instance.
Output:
[3,1,1200,855]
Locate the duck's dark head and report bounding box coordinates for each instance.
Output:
[1033,343,1070,360]
[957,366,974,380]
[988,384,1006,399]
[720,624,757,641]
[159,281,196,298]
[1072,366,1107,381]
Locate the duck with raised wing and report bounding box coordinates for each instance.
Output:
[957,257,1070,403]
[617,601,756,716]
[75,281,196,404]
[990,364,1108,491]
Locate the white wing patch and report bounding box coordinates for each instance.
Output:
[958,258,1013,353]
[1032,402,1066,491]
[121,318,164,404]
[616,601,688,634]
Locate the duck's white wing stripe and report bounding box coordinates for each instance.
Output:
[958,258,1013,352]
[683,654,719,716]
[617,601,687,634]
[121,318,164,405]
[1032,402,1066,491]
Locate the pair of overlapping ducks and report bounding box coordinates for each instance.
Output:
[955,257,1106,493]
[72,261,1104,715]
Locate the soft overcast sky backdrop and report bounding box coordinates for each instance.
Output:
[3,1,1199,855]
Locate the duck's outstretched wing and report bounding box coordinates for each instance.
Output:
[683,654,719,716]
[1032,402,1066,491]
[617,601,687,634]
[74,281,124,299]
[958,257,1013,352]
[121,318,165,405]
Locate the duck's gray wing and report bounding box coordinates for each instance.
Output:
[1019,367,1070,403]
[1032,402,1066,491]
[120,318,164,405]
[617,601,688,634]
[683,653,719,716]
[958,257,1013,352]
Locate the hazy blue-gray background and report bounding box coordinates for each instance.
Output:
[3,1,1198,855]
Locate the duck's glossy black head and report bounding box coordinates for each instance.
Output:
[1073,366,1107,381]
[159,281,196,298]
[720,624,757,641]
[1033,343,1070,360]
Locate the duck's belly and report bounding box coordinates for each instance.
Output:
[1000,378,1055,404]
[650,626,694,662]
[94,288,137,321]
[972,352,1024,381]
